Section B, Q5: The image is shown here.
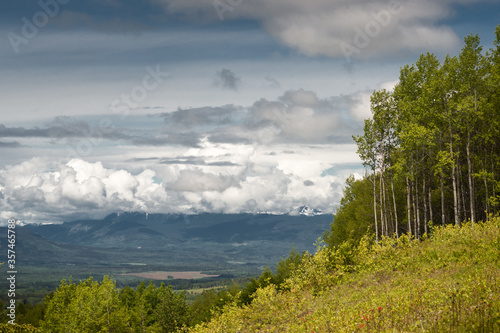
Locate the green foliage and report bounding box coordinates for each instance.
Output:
[0,323,38,332]
[13,302,45,327]
[189,285,240,326]
[238,248,306,306]
[323,176,375,248]
[189,217,500,332]
[39,277,189,332]
[326,24,500,246]
[40,276,128,332]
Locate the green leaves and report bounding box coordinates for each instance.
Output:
[40,276,128,333]
[323,176,375,248]
[40,277,190,332]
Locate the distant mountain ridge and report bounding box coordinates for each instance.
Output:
[24,211,333,250]
[2,212,333,300]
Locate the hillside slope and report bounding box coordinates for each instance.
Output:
[189,218,500,332]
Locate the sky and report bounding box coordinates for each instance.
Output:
[0,0,499,223]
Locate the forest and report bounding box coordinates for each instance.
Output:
[324,25,500,247]
[2,25,500,333]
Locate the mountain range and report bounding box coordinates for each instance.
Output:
[23,210,332,250]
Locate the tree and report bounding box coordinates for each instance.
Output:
[153,284,189,332]
[323,175,374,247]
[353,120,379,241]
[341,24,500,243]
[41,276,129,332]
[456,34,487,224]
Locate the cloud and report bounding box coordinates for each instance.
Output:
[130,133,202,147]
[0,122,85,139]
[0,116,204,153]
[248,89,340,142]
[215,68,241,90]
[0,119,126,142]
[159,156,239,167]
[348,91,372,121]
[3,0,491,60]
[263,76,281,89]
[0,158,169,221]
[0,141,21,148]
[0,146,361,222]
[162,105,241,128]
[169,169,240,192]
[155,89,355,145]
[153,0,491,59]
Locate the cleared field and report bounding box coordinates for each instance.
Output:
[121,271,220,280]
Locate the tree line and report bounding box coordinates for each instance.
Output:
[325,24,500,247]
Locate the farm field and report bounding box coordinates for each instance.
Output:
[120,271,220,280]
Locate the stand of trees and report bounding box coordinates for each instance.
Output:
[325,25,500,247]
[40,276,188,332]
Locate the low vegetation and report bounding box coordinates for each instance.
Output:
[189,218,500,332]
[2,217,498,332]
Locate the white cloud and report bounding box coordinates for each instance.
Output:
[350,91,372,121]
[380,80,399,91]
[0,140,362,222]
[0,158,168,221]
[170,169,240,192]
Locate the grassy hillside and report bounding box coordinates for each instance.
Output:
[189,218,500,332]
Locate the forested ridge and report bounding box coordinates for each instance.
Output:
[2,25,500,333]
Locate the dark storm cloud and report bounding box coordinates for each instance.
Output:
[207,133,250,145]
[0,118,202,148]
[0,0,166,31]
[215,68,241,91]
[303,180,315,186]
[131,132,201,147]
[127,156,239,166]
[162,105,241,128]
[0,123,83,139]
[0,141,21,148]
[0,120,129,142]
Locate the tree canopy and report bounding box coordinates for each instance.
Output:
[326,26,500,246]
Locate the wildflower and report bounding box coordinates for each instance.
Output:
[378,307,382,311]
